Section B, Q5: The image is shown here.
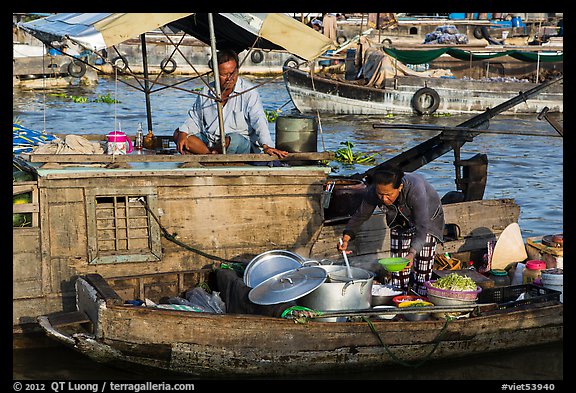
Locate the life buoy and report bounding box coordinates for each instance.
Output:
[160,58,177,74]
[67,59,86,78]
[283,57,299,68]
[111,55,128,73]
[251,49,264,64]
[411,87,440,115]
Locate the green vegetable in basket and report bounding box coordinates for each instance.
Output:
[431,273,477,291]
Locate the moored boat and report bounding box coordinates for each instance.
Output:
[283,47,563,116]
[36,268,562,377]
[13,15,563,377]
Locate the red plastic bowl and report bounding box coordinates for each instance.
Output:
[392,295,428,307]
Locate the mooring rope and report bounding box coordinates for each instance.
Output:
[363,316,452,368]
[137,197,237,263]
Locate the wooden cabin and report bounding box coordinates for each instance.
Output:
[13,151,520,346]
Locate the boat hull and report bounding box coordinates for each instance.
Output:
[40,275,563,377]
[283,66,563,115]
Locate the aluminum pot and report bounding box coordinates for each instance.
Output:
[298,265,374,322]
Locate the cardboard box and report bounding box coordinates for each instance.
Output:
[526,236,563,269]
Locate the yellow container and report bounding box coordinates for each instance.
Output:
[522,260,546,284]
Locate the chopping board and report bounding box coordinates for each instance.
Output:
[432,269,494,289]
[490,222,528,270]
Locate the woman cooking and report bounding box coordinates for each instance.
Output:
[337,165,445,296]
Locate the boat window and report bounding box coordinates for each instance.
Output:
[85,188,162,264]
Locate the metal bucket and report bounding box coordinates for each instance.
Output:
[298,265,374,322]
[275,115,318,153]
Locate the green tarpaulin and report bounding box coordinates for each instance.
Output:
[383,47,563,65]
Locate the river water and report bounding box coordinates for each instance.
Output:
[12,74,563,382]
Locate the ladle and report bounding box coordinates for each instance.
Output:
[339,238,353,279]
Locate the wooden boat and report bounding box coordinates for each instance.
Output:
[282,61,563,116]
[13,15,563,376]
[37,265,562,377]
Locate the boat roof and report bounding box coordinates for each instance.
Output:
[18,13,335,61]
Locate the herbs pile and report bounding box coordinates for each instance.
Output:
[431,273,477,291]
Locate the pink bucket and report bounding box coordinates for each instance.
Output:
[106,131,133,154]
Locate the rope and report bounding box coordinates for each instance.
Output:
[137,197,237,263]
[363,316,452,368]
[309,64,327,151]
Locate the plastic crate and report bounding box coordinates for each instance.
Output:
[478,284,561,308]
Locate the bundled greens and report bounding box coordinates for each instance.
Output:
[431,273,477,291]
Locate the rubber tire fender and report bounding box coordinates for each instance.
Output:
[111,55,128,72]
[411,87,440,115]
[160,58,177,74]
[336,35,347,45]
[473,26,484,40]
[67,59,86,78]
[250,49,264,64]
[283,57,299,68]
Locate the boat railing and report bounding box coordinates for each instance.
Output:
[20,151,334,167]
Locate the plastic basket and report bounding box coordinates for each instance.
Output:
[424,280,482,300]
[478,284,561,308]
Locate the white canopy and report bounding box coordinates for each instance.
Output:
[18,13,335,61]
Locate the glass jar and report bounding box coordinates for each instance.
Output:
[522,260,546,285]
[489,269,510,287]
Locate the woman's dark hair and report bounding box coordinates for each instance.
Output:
[369,165,404,189]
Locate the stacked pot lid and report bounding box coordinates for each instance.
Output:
[243,250,307,288]
[248,266,328,305]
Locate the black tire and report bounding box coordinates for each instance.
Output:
[381,38,393,47]
[473,26,483,40]
[283,57,299,68]
[160,58,177,74]
[250,49,264,64]
[67,59,86,78]
[336,35,347,44]
[411,87,440,115]
[111,55,128,72]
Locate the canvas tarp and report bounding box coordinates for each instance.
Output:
[18,13,335,62]
[358,37,453,88]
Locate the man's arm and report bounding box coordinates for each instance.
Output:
[173,95,204,154]
[243,87,288,158]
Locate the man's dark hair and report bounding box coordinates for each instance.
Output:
[216,49,239,68]
[369,165,404,188]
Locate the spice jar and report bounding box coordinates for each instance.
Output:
[522,260,546,285]
[489,269,510,287]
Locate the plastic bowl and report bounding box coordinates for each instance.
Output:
[372,305,397,320]
[392,295,428,307]
[378,257,409,272]
[404,312,431,321]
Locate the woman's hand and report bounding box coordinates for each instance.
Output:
[404,251,416,271]
[337,236,352,254]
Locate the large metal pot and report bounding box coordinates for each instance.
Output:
[298,265,374,322]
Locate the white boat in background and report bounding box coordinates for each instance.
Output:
[283,46,563,116]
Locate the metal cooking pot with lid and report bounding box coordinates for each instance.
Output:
[298,265,375,322]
